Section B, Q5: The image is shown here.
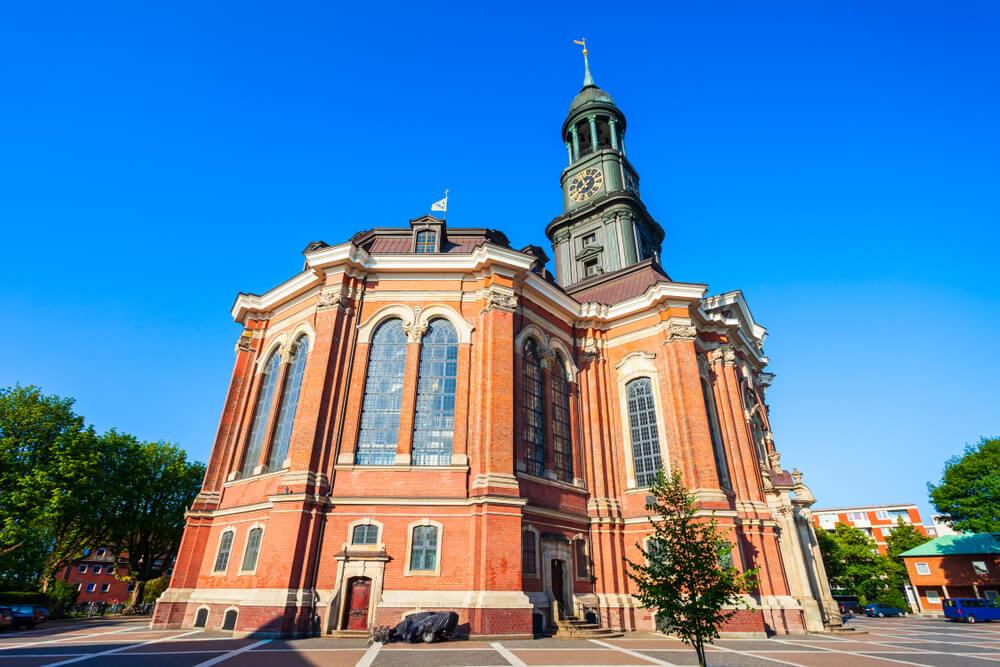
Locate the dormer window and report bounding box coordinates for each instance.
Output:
[583,233,596,247]
[584,258,601,277]
[415,230,437,253]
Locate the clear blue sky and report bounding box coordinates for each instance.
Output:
[2,2,997,523]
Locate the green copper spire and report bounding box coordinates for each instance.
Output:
[574,38,596,88]
[582,49,595,88]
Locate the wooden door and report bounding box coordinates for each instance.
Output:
[345,577,371,631]
[551,560,565,615]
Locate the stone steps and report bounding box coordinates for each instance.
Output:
[553,617,624,639]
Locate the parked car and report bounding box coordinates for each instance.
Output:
[942,598,1000,623]
[863,603,906,618]
[7,605,48,629]
[834,596,863,614]
[0,606,13,632]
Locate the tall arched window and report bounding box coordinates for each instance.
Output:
[268,335,309,470]
[522,339,545,477]
[356,319,407,465]
[551,356,573,483]
[745,387,768,466]
[241,526,264,572]
[412,319,458,465]
[241,350,281,477]
[701,378,731,490]
[626,377,662,487]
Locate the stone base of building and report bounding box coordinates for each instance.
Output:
[600,594,808,636]
[374,606,532,638]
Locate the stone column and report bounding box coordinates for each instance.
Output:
[570,126,580,161]
[396,320,428,465]
[588,115,599,151]
[608,117,619,150]
[565,142,573,165]
[540,352,556,480]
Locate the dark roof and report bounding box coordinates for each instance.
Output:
[350,227,511,255]
[566,259,672,305]
[900,533,1000,557]
[569,84,616,114]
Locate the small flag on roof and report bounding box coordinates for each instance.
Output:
[431,190,448,212]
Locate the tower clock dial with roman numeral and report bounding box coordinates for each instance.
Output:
[568,167,604,202]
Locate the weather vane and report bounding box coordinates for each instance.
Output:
[573,38,587,56]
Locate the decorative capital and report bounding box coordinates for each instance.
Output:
[539,352,556,369]
[569,125,578,136]
[768,450,782,471]
[709,345,737,366]
[553,229,571,244]
[587,114,597,122]
[236,330,256,353]
[482,286,518,313]
[664,320,698,342]
[317,286,349,311]
[402,321,428,343]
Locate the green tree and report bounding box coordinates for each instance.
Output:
[101,433,205,606]
[626,470,757,667]
[0,386,110,587]
[143,576,170,603]
[816,523,889,603]
[885,519,930,587]
[929,437,1000,533]
[46,579,80,614]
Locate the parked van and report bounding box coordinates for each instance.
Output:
[942,598,1000,623]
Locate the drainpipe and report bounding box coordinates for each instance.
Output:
[308,276,367,635]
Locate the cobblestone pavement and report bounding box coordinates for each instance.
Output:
[2,615,1000,666]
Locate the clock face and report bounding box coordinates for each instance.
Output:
[568,167,604,202]
[624,169,639,195]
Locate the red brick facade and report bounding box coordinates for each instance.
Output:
[149,225,838,638]
[812,505,928,555]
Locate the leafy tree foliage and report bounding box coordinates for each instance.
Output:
[0,385,204,602]
[46,579,80,613]
[143,576,171,603]
[101,433,205,605]
[929,437,1000,533]
[885,519,930,585]
[816,522,890,603]
[626,470,757,667]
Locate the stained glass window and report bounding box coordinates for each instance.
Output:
[213,531,234,572]
[626,377,662,487]
[410,525,438,571]
[551,357,573,482]
[357,319,407,465]
[268,335,309,470]
[415,230,437,253]
[701,378,731,490]
[522,339,545,477]
[412,319,458,465]
[522,531,536,575]
[241,350,281,477]
[241,527,263,571]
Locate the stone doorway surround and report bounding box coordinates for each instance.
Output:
[541,535,575,619]
[326,550,388,633]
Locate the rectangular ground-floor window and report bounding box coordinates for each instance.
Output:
[925,589,941,604]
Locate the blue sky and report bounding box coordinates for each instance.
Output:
[1,2,997,523]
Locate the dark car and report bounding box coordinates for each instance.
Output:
[863,603,906,618]
[7,605,48,629]
[834,596,863,614]
[0,606,13,632]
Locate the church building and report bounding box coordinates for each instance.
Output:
[152,54,840,638]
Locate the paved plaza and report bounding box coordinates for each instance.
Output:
[3,616,1000,666]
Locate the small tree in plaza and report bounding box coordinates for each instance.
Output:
[626,469,758,667]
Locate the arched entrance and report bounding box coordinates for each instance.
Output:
[344,577,372,631]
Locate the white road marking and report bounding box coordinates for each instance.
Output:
[190,638,272,667]
[43,629,201,666]
[356,640,383,667]
[490,641,527,666]
[1,625,138,651]
[589,638,674,665]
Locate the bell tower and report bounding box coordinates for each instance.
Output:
[546,44,665,287]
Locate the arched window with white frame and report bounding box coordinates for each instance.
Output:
[213,529,235,573]
[521,338,545,477]
[412,319,458,465]
[356,318,407,465]
[551,354,573,482]
[268,335,310,470]
[626,377,662,487]
[241,350,281,477]
[241,525,264,573]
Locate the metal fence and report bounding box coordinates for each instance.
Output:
[68,601,154,617]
